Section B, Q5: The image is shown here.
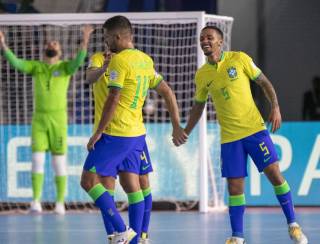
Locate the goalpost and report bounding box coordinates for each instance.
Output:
[0,12,233,213]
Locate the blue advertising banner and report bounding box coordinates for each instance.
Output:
[0,122,319,205]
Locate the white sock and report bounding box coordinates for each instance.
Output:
[32,152,45,173]
[52,154,67,176]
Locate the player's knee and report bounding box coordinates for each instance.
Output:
[80,175,96,192]
[264,162,284,185]
[139,174,149,189]
[80,178,91,192]
[120,178,140,193]
[227,178,244,195]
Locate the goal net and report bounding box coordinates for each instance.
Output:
[0,12,233,212]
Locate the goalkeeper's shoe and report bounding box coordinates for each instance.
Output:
[138,232,150,244]
[111,226,136,244]
[30,201,42,213]
[54,202,66,215]
[289,223,308,244]
[225,237,245,244]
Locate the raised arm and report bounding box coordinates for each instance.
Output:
[155,81,188,146]
[86,51,113,84]
[66,25,93,75]
[254,72,282,132]
[0,31,35,74]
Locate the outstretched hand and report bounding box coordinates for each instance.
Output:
[172,126,188,147]
[0,31,6,49]
[268,106,282,133]
[82,25,94,42]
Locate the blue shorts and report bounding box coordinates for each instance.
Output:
[118,143,153,175]
[221,130,279,178]
[83,134,153,177]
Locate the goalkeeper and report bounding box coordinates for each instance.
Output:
[0,25,93,215]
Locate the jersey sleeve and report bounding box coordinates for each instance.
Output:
[88,52,104,69]
[149,70,163,89]
[64,50,87,75]
[4,48,37,75]
[107,55,128,89]
[194,71,209,103]
[240,52,262,81]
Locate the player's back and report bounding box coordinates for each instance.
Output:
[105,49,160,137]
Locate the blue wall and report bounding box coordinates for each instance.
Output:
[0,122,319,205]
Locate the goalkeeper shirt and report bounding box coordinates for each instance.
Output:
[4,48,87,113]
[194,51,266,143]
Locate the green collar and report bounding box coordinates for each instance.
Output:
[207,52,224,69]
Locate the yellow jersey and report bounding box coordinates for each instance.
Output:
[88,52,110,133]
[93,49,162,137]
[194,51,266,143]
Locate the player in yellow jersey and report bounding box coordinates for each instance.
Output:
[0,26,93,215]
[87,49,156,244]
[173,26,308,244]
[80,16,187,244]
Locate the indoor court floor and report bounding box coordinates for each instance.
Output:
[0,208,319,244]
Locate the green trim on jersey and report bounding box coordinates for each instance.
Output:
[194,99,207,104]
[252,70,262,81]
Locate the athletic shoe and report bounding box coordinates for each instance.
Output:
[54,202,66,215]
[139,232,150,244]
[225,237,245,244]
[108,234,115,244]
[289,223,308,244]
[111,226,136,244]
[30,201,42,213]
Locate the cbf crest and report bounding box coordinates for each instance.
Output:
[53,71,61,77]
[227,67,237,80]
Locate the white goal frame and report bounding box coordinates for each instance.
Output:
[0,12,233,213]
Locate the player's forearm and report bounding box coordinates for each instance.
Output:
[86,66,108,84]
[255,73,279,109]
[163,88,181,129]
[0,41,8,51]
[156,81,181,129]
[67,50,87,74]
[3,48,30,73]
[95,89,120,134]
[184,102,205,135]
[80,39,89,51]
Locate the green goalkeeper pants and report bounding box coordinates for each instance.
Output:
[31,111,67,154]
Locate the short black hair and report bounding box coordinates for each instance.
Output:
[103,15,133,34]
[202,26,224,39]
